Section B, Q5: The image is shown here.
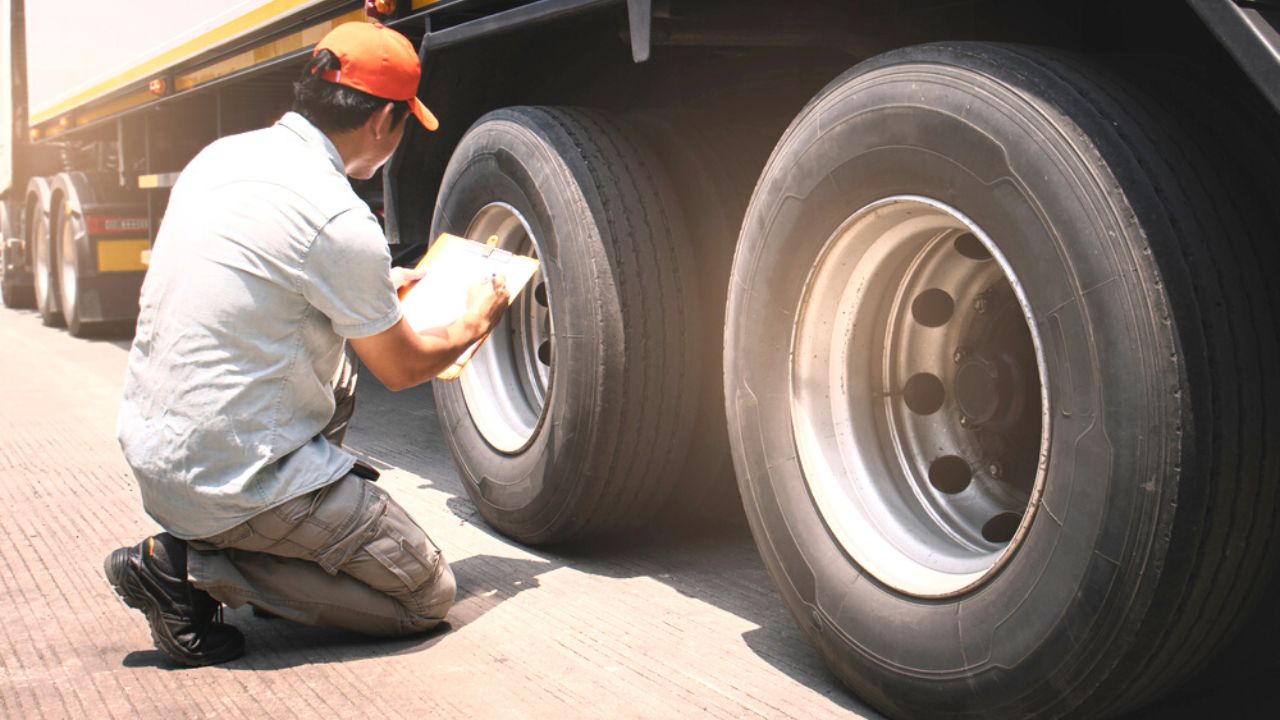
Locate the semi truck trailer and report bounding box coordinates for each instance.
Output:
[3,1,1279,717]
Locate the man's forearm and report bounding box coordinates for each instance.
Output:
[353,276,508,391]
[350,315,488,391]
[405,317,487,384]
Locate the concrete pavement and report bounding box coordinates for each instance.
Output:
[1,305,1269,720]
[0,306,873,719]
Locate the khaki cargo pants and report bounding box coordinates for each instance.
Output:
[185,348,456,637]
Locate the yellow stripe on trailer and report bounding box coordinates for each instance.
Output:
[75,89,155,128]
[97,239,151,273]
[175,1,448,92]
[32,0,339,126]
[34,0,447,134]
[175,9,366,92]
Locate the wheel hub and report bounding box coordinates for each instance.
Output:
[954,356,1001,425]
[790,196,1050,598]
[457,202,552,454]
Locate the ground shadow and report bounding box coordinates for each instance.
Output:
[79,321,136,344]
[6,306,136,346]
[238,554,556,671]
[119,554,559,672]
[341,374,869,707]
[119,617,452,673]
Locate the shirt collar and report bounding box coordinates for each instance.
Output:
[277,112,345,174]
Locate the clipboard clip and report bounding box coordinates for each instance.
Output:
[481,235,514,262]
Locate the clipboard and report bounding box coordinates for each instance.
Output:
[398,232,540,380]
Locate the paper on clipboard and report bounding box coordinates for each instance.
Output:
[399,232,540,380]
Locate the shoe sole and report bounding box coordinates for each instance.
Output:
[104,548,243,667]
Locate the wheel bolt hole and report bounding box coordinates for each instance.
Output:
[537,340,552,366]
[928,456,971,494]
[982,512,1021,544]
[534,282,548,307]
[902,373,945,415]
[954,233,992,261]
[911,289,954,327]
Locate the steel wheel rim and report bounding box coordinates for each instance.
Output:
[459,202,552,453]
[790,196,1050,598]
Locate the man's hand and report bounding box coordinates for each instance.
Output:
[462,275,510,339]
[390,264,427,292]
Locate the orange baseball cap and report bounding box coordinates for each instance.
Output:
[313,22,438,131]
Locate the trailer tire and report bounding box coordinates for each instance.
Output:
[627,114,742,528]
[725,43,1279,719]
[430,106,699,544]
[51,173,96,337]
[2,203,36,309]
[0,266,33,309]
[27,178,61,327]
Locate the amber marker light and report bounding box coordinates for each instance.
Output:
[367,0,397,20]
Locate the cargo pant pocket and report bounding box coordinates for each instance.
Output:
[192,522,255,552]
[359,527,455,626]
[363,530,440,592]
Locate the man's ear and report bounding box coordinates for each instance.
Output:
[370,102,397,139]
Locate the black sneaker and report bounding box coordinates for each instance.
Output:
[104,533,245,667]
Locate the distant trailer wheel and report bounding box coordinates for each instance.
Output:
[1,202,36,309]
[27,177,62,327]
[52,173,96,337]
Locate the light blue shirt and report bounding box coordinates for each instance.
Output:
[118,112,402,539]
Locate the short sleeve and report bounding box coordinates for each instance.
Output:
[301,208,402,338]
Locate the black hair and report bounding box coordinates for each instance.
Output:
[292,50,411,134]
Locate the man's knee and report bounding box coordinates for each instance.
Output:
[409,555,456,623]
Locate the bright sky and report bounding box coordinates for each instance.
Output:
[25,1,285,113]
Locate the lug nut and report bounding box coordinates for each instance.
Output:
[953,347,967,364]
[973,296,988,314]
[989,462,1003,479]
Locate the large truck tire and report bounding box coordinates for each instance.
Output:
[51,173,91,336]
[50,172,130,338]
[627,61,823,528]
[724,43,1279,719]
[1109,54,1280,703]
[1,202,36,309]
[627,114,742,528]
[26,177,62,327]
[430,106,699,544]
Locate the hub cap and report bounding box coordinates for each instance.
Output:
[790,196,1050,597]
[458,203,552,453]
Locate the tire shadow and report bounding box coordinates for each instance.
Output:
[341,374,875,717]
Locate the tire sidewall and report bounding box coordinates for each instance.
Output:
[53,174,87,334]
[726,47,1179,714]
[32,197,59,323]
[0,203,12,303]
